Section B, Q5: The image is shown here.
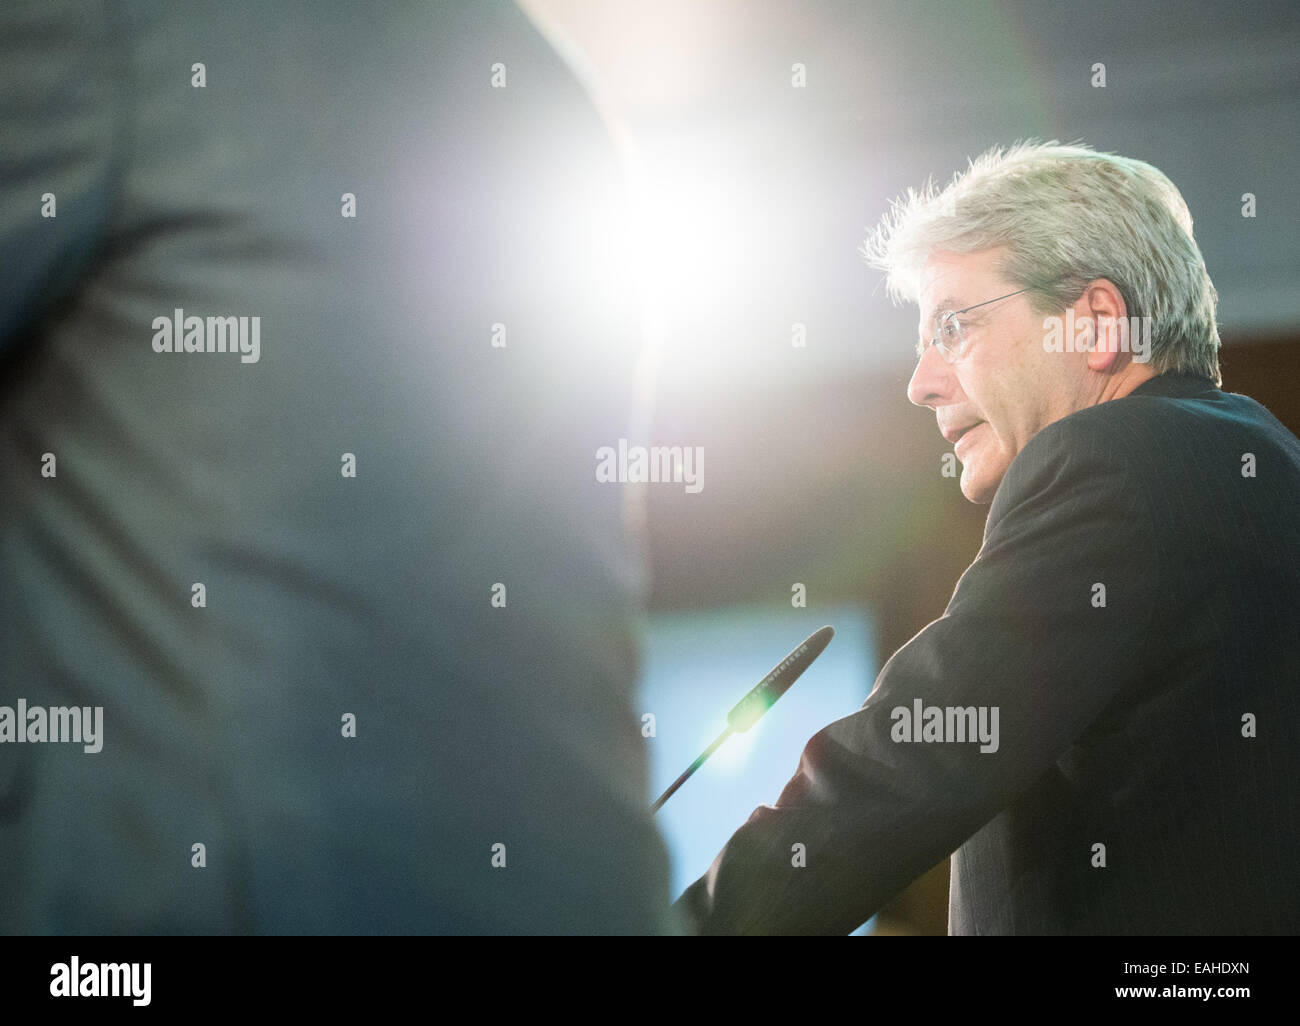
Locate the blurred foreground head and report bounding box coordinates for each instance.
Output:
[0,0,672,934]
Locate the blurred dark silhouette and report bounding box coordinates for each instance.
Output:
[0,0,673,934]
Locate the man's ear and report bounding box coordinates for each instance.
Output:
[1077,279,1129,372]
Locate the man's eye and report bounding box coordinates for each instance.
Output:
[941,319,961,341]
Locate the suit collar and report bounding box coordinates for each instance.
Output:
[1127,371,1220,399]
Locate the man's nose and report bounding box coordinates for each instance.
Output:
[907,343,954,407]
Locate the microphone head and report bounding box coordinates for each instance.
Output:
[725,625,834,733]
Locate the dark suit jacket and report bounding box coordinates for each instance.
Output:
[0,1,674,933]
[676,371,1300,934]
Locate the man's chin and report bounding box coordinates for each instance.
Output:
[959,466,999,505]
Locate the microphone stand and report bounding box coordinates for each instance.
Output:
[649,625,835,814]
[651,727,733,813]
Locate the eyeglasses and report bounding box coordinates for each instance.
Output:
[919,286,1033,363]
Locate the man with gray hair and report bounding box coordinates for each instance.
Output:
[675,141,1300,934]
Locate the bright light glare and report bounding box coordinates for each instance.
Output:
[628,155,754,327]
[713,722,760,770]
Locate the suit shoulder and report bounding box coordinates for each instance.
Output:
[997,399,1144,499]
[1016,382,1297,471]
[993,382,1300,526]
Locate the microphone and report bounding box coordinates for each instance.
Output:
[651,625,835,813]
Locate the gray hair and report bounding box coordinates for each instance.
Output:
[860,141,1222,385]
